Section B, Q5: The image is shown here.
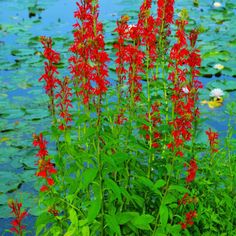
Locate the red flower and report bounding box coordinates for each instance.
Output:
[56,76,73,130]
[33,133,48,158]
[186,159,198,182]
[69,0,109,105]
[181,222,187,229]
[39,37,60,116]
[8,200,27,235]
[157,0,175,25]
[33,133,57,192]
[180,210,197,230]
[40,185,49,192]
[47,177,55,186]
[152,142,159,148]
[206,128,219,153]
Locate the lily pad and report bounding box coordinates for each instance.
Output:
[206,79,236,91]
[0,171,22,194]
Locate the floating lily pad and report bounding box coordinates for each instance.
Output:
[206,79,236,91]
[25,108,49,120]
[0,205,11,218]
[0,171,22,194]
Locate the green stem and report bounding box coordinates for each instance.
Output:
[96,96,105,236]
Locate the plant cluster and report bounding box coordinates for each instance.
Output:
[6,0,236,235]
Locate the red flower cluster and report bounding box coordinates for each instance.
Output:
[113,15,129,86]
[114,14,145,102]
[33,133,57,192]
[157,0,174,25]
[8,200,27,235]
[39,37,60,115]
[56,76,73,130]
[185,158,198,182]
[69,0,109,104]
[180,210,197,229]
[206,128,219,153]
[167,19,202,157]
[141,102,161,148]
[138,0,158,67]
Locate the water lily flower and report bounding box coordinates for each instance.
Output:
[213,2,222,8]
[213,63,224,70]
[209,88,224,98]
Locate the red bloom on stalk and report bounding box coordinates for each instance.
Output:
[168,19,202,157]
[33,133,57,192]
[36,158,57,188]
[8,200,27,235]
[56,76,73,130]
[114,13,145,102]
[206,128,219,153]
[157,0,175,25]
[39,36,60,97]
[186,159,198,182]
[141,102,161,148]
[69,0,109,104]
[180,210,197,229]
[33,133,48,158]
[137,0,158,67]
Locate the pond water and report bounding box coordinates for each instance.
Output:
[0,0,236,234]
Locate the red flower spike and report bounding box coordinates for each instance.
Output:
[47,177,55,186]
[40,185,49,192]
[69,0,109,105]
[56,76,73,130]
[206,128,219,153]
[186,159,198,182]
[8,200,27,235]
[168,18,202,156]
[39,37,60,116]
[152,142,159,148]
[157,0,175,25]
[180,210,197,230]
[33,133,57,192]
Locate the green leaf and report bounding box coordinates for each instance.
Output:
[116,212,139,225]
[159,204,168,227]
[81,226,90,236]
[131,194,144,208]
[36,212,54,236]
[82,168,98,189]
[154,179,166,189]
[163,193,177,205]
[137,176,154,189]
[131,214,154,231]
[64,208,79,236]
[105,214,121,236]
[87,198,101,222]
[105,178,122,203]
[69,208,78,226]
[168,185,189,193]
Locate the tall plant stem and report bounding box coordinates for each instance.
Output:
[152,157,174,234]
[145,54,154,180]
[96,95,105,236]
